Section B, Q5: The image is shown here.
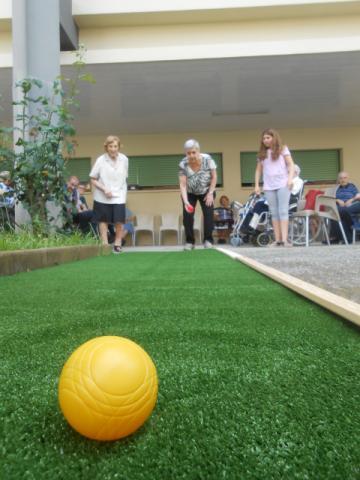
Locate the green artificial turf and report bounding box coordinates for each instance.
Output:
[0,250,359,480]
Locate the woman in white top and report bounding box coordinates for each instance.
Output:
[90,135,128,253]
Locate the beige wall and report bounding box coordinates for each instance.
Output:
[77,126,360,220]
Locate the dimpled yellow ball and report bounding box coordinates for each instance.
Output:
[58,336,158,441]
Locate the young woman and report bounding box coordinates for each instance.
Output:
[179,139,217,250]
[90,135,128,253]
[254,128,295,247]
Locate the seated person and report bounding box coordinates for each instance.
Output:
[64,176,94,234]
[77,183,89,211]
[330,171,360,243]
[0,170,15,230]
[213,195,233,244]
[289,164,304,209]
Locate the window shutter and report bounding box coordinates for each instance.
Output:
[128,153,223,189]
[291,150,340,183]
[64,158,91,183]
[240,152,257,186]
[240,149,340,186]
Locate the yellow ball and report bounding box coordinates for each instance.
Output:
[58,336,158,441]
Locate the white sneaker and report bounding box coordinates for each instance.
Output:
[203,241,213,249]
[184,243,194,251]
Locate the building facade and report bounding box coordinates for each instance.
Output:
[1,0,360,221]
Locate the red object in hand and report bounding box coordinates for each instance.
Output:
[185,204,194,213]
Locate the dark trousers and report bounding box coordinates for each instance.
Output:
[330,202,360,243]
[183,192,215,244]
[73,210,95,235]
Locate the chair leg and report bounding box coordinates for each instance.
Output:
[322,220,330,245]
[305,215,309,247]
[338,222,349,245]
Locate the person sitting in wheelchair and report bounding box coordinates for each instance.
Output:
[213,195,234,244]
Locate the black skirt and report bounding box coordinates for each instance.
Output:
[92,201,125,224]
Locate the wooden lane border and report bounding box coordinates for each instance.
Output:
[216,247,360,327]
[0,244,112,276]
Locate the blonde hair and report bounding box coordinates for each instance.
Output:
[258,128,283,161]
[104,135,121,151]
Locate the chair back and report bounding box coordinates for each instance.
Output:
[135,214,154,229]
[161,213,179,229]
[315,195,340,222]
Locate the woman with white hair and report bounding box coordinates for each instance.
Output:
[290,164,304,200]
[179,139,217,250]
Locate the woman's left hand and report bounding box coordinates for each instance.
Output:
[287,179,293,190]
[205,192,214,206]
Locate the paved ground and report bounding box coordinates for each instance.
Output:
[123,243,360,305]
[225,244,360,305]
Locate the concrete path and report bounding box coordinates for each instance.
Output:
[224,244,360,305]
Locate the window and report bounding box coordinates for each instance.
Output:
[64,157,91,184]
[240,149,340,187]
[128,153,223,189]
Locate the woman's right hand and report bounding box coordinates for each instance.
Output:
[254,186,261,196]
[104,189,113,199]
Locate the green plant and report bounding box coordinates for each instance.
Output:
[0,229,98,251]
[0,45,95,235]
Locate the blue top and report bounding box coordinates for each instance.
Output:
[336,183,358,202]
[124,208,134,234]
[0,182,15,207]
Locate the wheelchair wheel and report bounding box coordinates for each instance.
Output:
[291,217,322,246]
[256,231,273,247]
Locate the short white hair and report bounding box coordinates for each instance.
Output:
[294,164,301,176]
[184,139,200,151]
[0,170,10,181]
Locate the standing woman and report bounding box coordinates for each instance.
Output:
[179,139,217,250]
[90,135,128,254]
[254,128,295,247]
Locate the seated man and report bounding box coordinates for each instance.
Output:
[64,176,94,234]
[0,170,15,230]
[332,171,360,243]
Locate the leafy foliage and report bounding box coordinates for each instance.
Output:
[0,46,95,235]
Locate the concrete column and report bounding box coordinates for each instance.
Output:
[12,0,61,227]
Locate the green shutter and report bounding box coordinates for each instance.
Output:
[240,151,257,186]
[291,150,340,183]
[240,149,340,186]
[211,153,223,187]
[128,153,223,189]
[64,157,91,183]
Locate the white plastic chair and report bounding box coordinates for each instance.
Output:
[159,213,180,245]
[132,214,155,246]
[315,195,348,245]
[181,213,202,244]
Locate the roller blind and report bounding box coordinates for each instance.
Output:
[128,153,223,189]
[240,149,340,186]
[64,157,91,183]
